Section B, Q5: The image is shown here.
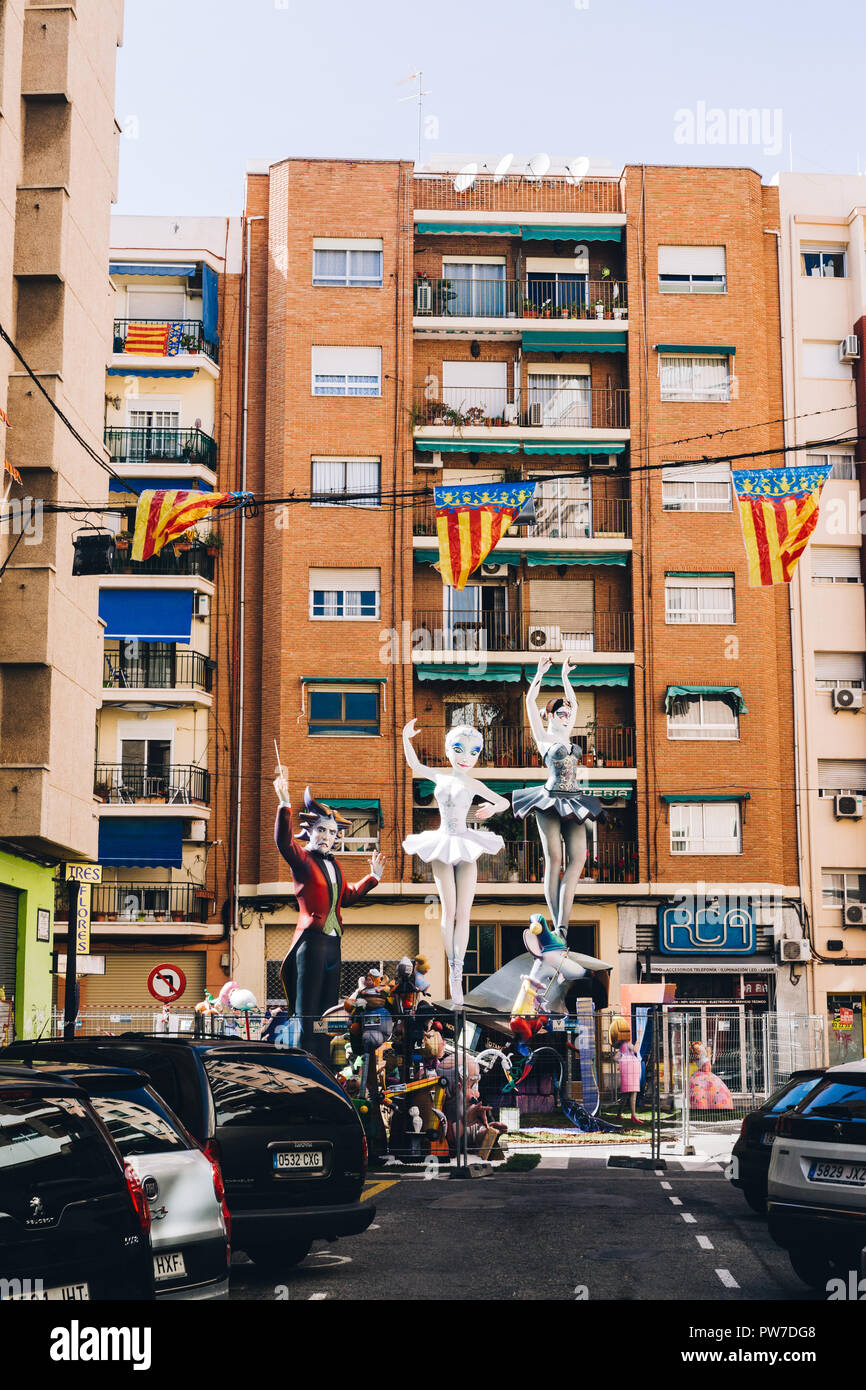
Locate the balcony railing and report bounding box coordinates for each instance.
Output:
[109,541,215,580]
[414,723,635,767]
[55,882,212,924]
[414,385,630,431]
[414,277,627,320]
[413,494,630,540]
[412,609,634,654]
[412,837,639,884]
[94,764,211,806]
[103,650,215,694]
[104,427,217,471]
[413,173,622,214]
[112,319,219,366]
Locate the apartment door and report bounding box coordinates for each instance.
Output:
[444,694,512,764]
[444,584,508,651]
[527,578,595,651]
[127,406,181,462]
[442,260,506,318]
[0,886,19,1002]
[526,371,591,427]
[120,738,171,800]
[442,361,508,423]
[118,641,176,689]
[533,476,592,539]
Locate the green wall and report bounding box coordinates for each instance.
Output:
[0,849,56,1039]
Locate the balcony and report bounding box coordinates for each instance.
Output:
[413,384,630,432]
[413,494,631,541]
[414,723,635,768]
[105,427,217,472]
[109,541,215,581]
[112,319,219,367]
[55,882,212,926]
[412,837,638,885]
[103,649,214,695]
[412,609,634,656]
[413,277,627,323]
[413,173,622,215]
[94,764,211,807]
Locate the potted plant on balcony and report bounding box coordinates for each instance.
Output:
[173,529,193,553]
[171,908,184,922]
[522,298,538,319]
[594,299,605,319]
[202,530,222,557]
[114,530,131,553]
[180,332,198,354]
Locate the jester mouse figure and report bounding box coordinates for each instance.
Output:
[274,777,384,1055]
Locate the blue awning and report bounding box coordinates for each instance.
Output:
[522,443,626,455]
[415,440,521,454]
[416,222,521,236]
[525,551,627,567]
[521,331,627,353]
[521,225,622,242]
[99,589,194,643]
[98,818,184,868]
[530,664,631,688]
[416,663,524,683]
[109,263,196,277]
[106,368,197,379]
[202,264,219,346]
[654,344,736,356]
[108,477,213,494]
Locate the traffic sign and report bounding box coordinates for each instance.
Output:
[65,863,102,884]
[146,963,187,1003]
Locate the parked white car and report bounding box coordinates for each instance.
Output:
[767,1058,866,1289]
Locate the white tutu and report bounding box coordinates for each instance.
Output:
[403,828,504,865]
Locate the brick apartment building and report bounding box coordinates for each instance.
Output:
[231,155,808,1019]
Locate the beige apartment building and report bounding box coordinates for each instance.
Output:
[777,173,866,1062]
[0,0,124,1039]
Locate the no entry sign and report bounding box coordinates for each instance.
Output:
[147,963,187,1003]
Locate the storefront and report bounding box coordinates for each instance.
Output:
[827,993,865,1066]
[0,848,56,1040]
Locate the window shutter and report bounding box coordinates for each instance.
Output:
[814,652,866,681]
[812,546,861,580]
[818,760,866,790]
[311,346,381,376]
[658,246,726,276]
[309,567,380,591]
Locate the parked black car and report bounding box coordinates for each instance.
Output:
[2,1037,374,1275]
[0,1066,154,1301]
[726,1069,825,1212]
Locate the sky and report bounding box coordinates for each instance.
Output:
[114,0,866,216]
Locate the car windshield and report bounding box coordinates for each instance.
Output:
[202,1056,355,1127]
[0,1094,117,1218]
[766,1076,823,1114]
[799,1079,866,1123]
[89,1092,188,1157]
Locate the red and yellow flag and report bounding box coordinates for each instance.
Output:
[124,321,170,355]
[732,463,834,586]
[132,489,230,561]
[434,482,536,589]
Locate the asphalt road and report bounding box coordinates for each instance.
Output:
[227,1155,821,1302]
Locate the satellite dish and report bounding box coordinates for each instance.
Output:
[527,152,551,179]
[454,163,477,193]
[493,153,514,182]
[565,155,591,185]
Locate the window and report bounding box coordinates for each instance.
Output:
[331,807,381,854]
[202,1057,356,1127]
[309,567,380,620]
[812,546,861,584]
[311,346,381,397]
[667,694,739,740]
[801,247,847,278]
[817,760,866,799]
[659,354,730,402]
[532,474,592,538]
[311,457,380,508]
[442,360,508,422]
[126,287,186,320]
[90,1095,186,1157]
[802,341,852,380]
[658,245,726,293]
[806,450,857,481]
[798,1078,866,1123]
[126,407,181,461]
[313,238,383,287]
[822,871,866,910]
[665,574,735,625]
[526,367,591,428]
[308,685,381,737]
[662,462,732,511]
[442,257,507,316]
[814,652,866,691]
[670,801,742,855]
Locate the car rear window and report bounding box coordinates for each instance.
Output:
[0,1094,118,1219]
[89,1092,189,1158]
[799,1079,866,1123]
[766,1075,824,1114]
[202,1057,355,1127]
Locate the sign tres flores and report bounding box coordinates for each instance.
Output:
[65,863,102,958]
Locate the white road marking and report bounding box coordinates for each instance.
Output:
[715,1268,739,1289]
[681,1212,697,1223]
[696,1235,714,1250]
[668,1196,683,1206]
[660,1180,672,1190]
[368,1224,380,1231]
[309,1292,328,1300]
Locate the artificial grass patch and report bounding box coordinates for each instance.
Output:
[503,1152,542,1172]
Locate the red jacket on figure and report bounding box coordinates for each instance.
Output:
[274,804,380,952]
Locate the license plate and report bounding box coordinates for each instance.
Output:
[273,1150,324,1171]
[7,1282,90,1301]
[153,1251,187,1281]
[808,1160,866,1186]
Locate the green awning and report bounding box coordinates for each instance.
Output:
[661,793,751,803]
[654,344,736,356]
[521,331,626,353]
[414,548,521,566]
[521,225,622,243]
[415,440,521,454]
[301,676,387,683]
[664,685,748,714]
[417,777,632,799]
[417,663,524,683]
[526,551,627,567]
[416,222,520,236]
[522,442,626,455]
[326,797,383,826]
[528,664,630,688]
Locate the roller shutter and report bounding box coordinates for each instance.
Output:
[84,950,206,1009]
[0,887,19,1000]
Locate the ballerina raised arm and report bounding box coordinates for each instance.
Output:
[402,717,437,779]
[558,655,579,743]
[526,654,553,753]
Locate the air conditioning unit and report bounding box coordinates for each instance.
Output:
[414,281,433,314]
[527,624,561,651]
[528,401,543,427]
[187,820,207,842]
[844,903,866,928]
[778,938,811,964]
[194,593,210,618]
[480,563,509,578]
[839,334,860,363]
[588,454,618,470]
[832,686,863,712]
[834,794,864,819]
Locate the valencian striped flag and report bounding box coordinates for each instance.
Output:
[434,482,537,589]
[132,489,231,561]
[124,321,170,355]
[732,462,834,586]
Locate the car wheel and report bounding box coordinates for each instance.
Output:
[245,1241,312,1275]
[788,1247,837,1290]
[742,1184,767,1215]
